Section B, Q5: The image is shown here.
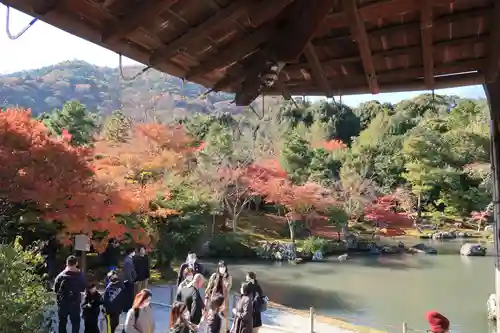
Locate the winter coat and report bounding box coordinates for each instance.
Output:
[231,295,253,333]
[133,255,150,282]
[103,281,125,314]
[176,285,204,324]
[82,290,102,319]
[123,256,137,283]
[54,269,86,306]
[124,306,155,333]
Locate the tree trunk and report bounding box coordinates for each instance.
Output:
[288,221,295,243]
[417,193,422,221]
[342,222,349,239]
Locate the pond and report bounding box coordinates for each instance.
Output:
[206,238,496,333]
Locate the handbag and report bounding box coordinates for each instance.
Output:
[258,296,268,313]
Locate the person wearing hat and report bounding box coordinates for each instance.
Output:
[426,311,450,333]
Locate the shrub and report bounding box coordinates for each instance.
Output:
[208,233,256,258]
[0,237,52,333]
[299,236,332,255]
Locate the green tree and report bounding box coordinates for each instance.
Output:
[101,110,131,143]
[280,131,312,184]
[40,101,97,146]
[0,237,51,333]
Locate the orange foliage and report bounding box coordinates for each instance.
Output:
[0,108,151,249]
[321,139,347,151]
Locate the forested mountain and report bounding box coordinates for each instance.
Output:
[0,60,236,120]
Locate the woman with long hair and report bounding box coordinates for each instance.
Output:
[124,289,155,333]
[169,301,198,333]
[246,272,265,333]
[231,282,253,333]
[205,261,232,332]
[206,294,226,333]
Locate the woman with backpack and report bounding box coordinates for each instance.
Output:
[124,289,155,333]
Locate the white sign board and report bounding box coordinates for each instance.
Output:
[74,234,90,252]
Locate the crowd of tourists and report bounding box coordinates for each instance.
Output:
[51,241,451,333]
[52,244,266,333]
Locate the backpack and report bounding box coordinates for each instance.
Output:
[56,277,71,304]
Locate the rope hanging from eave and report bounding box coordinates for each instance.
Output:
[5,6,38,40]
[118,53,152,81]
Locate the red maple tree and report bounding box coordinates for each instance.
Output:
[364,194,414,228]
[0,108,152,250]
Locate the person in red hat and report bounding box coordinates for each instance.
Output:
[426,311,450,333]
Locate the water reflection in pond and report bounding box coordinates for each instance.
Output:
[206,238,495,333]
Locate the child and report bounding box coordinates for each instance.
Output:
[82,283,102,333]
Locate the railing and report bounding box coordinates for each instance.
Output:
[150,285,428,333]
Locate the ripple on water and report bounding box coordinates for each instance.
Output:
[206,239,496,333]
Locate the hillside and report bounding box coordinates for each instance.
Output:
[0,60,238,120]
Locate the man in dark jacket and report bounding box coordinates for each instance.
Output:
[122,247,137,312]
[54,255,86,333]
[177,251,205,286]
[102,239,120,286]
[176,273,205,324]
[133,245,150,294]
[103,270,125,333]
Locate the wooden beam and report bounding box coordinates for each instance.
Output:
[276,58,485,93]
[264,72,484,96]
[273,0,334,63]
[343,0,379,94]
[486,1,500,82]
[303,42,332,97]
[184,25,273,80]
[233,0,334,105]
[149,0,255,65]
[101,0,178,42]
[245,0,293,28]
[319,0,450,35]
[420,0,434,88]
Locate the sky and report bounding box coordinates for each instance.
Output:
[0,5,488,107]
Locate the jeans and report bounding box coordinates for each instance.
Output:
[58,304,80,333]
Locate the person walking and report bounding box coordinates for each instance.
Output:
[124,289,155,333]
[177,267,195,291]
[246,272,265,333]
[168,301,198,333]
[122,247,137,312]
[133,245,150,294]
[82,283,102,333]
[176,273,205,325]
[103,270,125,333]
[54,255,86,333]
[102,239,120,286]
[207,295,226,333]
[231,283,253,333]
[205,261,232,333]
[425,311,450,333]
[177,252,205,286]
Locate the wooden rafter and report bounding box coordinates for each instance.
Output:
[245,0,293,28]
[234,0,334,105]
[101,0,178,42]
[185,25,274,80]
[343,0,379,94]
[320,0,449,33]
[420,0,434,88]
[486,0,500,82]
[265,72,484,96]
[149,0,255,65]
[272,58,485,94]
[303,42,331,97]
